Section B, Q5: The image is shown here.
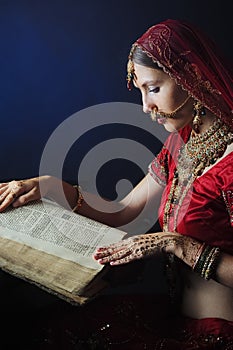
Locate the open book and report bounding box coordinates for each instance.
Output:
[0,199,126,305]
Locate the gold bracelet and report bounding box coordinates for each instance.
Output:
[72,185,84,212]
[193,245,221,280]
[203,247,221,280]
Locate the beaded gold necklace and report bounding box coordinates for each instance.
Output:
[163,118,233,232]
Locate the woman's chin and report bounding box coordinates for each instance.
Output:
[163,121,178,133]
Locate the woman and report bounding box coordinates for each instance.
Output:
[0,19,233,349]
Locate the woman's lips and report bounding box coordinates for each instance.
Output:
[157,117,166,124]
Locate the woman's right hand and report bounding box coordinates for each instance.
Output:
[0,176,51,212]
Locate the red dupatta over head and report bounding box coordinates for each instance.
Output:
[128,19,233,130]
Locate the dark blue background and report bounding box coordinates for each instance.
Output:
[0,0,232,197]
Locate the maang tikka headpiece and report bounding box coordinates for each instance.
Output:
[126,46,136,91]
[127,60,134,90]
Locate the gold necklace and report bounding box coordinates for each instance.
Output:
[163,119,233,232]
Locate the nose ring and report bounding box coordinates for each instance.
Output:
[150,107,158,121]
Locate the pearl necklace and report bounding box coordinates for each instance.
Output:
[163,119,233,232]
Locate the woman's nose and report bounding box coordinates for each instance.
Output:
[143,104,150,114]
[142,95,157,114]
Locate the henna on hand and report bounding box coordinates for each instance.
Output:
[94,231,205,268]
[94,232,181,265]
[178,236,206,269]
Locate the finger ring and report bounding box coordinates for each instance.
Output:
[10,191,16,199]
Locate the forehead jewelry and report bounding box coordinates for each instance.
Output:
[126,59,135,91]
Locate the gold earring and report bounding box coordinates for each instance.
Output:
[192,100,206,133]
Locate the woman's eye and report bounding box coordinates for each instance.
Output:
[148,87,160,93]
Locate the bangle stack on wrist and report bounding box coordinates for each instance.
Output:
[192,244,221,280]
[72,185,84,212]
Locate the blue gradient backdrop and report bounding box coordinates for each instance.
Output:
[0,0,232,198]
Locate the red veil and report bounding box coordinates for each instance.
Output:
[130,19,233,129]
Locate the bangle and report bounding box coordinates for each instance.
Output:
[203,247,221,280]
[193,245,221,280]
[72,185,84,212]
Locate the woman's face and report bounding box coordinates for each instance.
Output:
[133,63,193,132]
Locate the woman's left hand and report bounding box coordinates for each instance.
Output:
[93,232,182,265]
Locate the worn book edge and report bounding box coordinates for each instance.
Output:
[0,235,109,305]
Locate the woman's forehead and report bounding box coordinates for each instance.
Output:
[133,63,169,85]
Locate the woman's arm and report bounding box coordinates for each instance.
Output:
[78,173,163,231]
[94,231,233,289]
[172,236,233,289]
[206,252,233,288]
[0,174,164,232]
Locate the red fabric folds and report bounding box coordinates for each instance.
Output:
[35,294,233,349]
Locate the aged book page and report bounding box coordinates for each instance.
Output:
[0,199,126,304]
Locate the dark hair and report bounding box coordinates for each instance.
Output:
[131,45,163,70]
